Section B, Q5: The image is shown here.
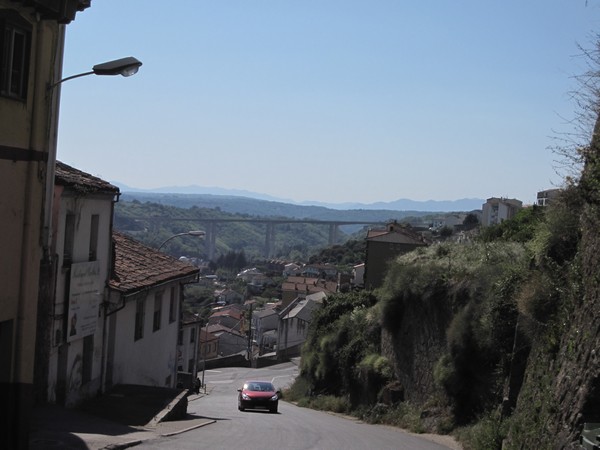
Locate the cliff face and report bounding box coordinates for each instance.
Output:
[506,125,600,448]
[379,192,597,446]
[381,292,452,407]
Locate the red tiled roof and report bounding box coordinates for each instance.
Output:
[109,231,199,295]
[210,309,243,320]
[55,161,119,195]
[367,226,428,245]
[182,311,202,325]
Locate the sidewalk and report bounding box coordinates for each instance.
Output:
[29,390,215,450]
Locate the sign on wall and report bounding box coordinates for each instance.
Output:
[67,261,102,343]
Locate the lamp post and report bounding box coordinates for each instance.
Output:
[202,321,208,393]
[157,230,206,252]
[44,56,143,253]
[48,56,143,90]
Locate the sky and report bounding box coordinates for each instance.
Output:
[57,1,600,205]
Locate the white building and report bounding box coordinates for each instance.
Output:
[352,263,365,288]
[537,189,561,207]
[277,291,326,359]
[481,197,523,226]
[45,162,119,407]
[252,307,280,354]
[105,231,199,388]
[179,311,202,375]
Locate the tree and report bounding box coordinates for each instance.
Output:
[463,213,479,229]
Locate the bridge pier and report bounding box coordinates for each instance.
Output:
[265,223,275,258]
[328,224,339,245]
[206,222,217,261]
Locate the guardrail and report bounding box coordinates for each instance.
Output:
[580,423,600,449]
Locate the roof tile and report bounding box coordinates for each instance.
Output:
[109,231,199,295]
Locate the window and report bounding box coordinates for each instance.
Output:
[0,11,32,100]
[153,293,162,332]
[188,359,194,373]
[190,328,196,343]
[63,213,75,267]
[0,319,13,383]
[169,287,176,323]
[88,215,99,261]
[178,330,183,346]
[134,298,145,341]
[82,335,93,384]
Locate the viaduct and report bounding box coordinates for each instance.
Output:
[134,217,385,259]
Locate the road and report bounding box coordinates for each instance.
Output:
[138,361,459,450]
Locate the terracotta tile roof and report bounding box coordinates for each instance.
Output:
[109,231,199,295]
[367,225,428,245]
[210,309,243,320]
[55,161,119,195]
[182,311,202,325]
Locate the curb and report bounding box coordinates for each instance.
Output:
[160,419,217,437]
[102,440,143,450]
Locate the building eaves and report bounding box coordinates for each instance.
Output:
[13,0,91,24]
[55,161,119,196]
[109,231,199,295]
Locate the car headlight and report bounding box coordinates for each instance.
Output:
[242,393,250,400]
[270,394,278,401]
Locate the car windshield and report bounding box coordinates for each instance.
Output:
[245,382,274,392]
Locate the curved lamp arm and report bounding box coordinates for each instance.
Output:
[48,56,142,90]
[157,230,206,252]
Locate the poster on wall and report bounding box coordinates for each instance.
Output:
[67,261,102,343]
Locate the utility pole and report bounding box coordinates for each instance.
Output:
[201,322,207,393]
[247,304,253,363]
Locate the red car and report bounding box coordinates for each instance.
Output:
[237,380,281,413]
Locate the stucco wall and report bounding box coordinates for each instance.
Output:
[47,194,114,406]
[110,286,180,388]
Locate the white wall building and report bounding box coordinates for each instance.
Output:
[105,231,198,388]
[277,291,326,359]
[179,311,202,375]
[481,197,523,226]
[46,162,119,407]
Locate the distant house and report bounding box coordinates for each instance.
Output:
[237,267,263,282]
[214,288,244,305]
[179,311,202,375]
[199,328,219,362]
[106,232,199,388]
[265,259,286,275]
[281,276,337,306]
[277,292,326,359]
[207,324,247,356]
[481,197,523,226]
[252,306,280,355]
[283,262,302,276]
[537,189,561,207]
[208,307,245,332]
[301,264,338,280]
[352,263,365,288]
[364,221,429,290]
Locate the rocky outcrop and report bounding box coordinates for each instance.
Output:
[381,289,452,407]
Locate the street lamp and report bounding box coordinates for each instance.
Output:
[48,56,143,90]
[202,321,208,393]
[157,230,206,252]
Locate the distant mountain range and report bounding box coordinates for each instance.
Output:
[113,182,485,213]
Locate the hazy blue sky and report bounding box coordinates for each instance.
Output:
[57,1,599,205]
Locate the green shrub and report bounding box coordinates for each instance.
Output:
[455,411,507,450]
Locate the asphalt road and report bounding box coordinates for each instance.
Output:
[137,361,459,450]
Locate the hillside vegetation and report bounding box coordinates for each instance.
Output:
[287,182,596,448]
